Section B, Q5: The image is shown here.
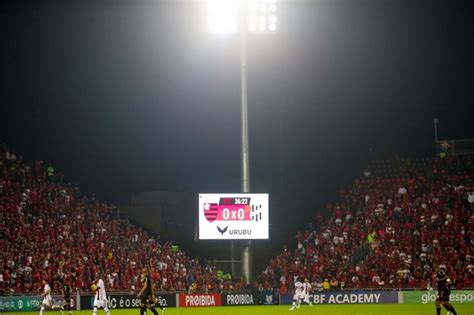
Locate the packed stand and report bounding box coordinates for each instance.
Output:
[256,155,474,292]
[0,145,243,295]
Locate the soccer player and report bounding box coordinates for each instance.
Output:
[302,278,313,306]
[39,279,53,315]
[434,265,457,315]
[60,277,73,315]
[39,279,62,315]
[92,276,111,315]
[137,268,162,315]
[289,279,304,311]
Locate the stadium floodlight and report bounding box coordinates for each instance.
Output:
[207,0,278,34]
[248,0,278,33]
[207,0,239,34]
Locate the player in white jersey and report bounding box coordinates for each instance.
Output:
[92,278,111,315]
[289,280,304,311]
[302,278,313,306]
[40,279,62,315]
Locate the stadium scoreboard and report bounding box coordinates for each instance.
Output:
[198,193,269,240]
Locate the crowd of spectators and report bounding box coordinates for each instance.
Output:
[256,155,474,292]
[2,144,473,296]
[0,145,243,295]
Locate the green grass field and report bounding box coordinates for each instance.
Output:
[3,304,473,315]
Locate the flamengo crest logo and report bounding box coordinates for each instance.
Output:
[204,203,219,222]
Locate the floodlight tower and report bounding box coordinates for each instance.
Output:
[207,0,278,284]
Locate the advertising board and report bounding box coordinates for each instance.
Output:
[280,291,399,305]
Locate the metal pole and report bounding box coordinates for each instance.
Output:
[231,240,235,276]
[240,4,252,285]
[241,12,250,194]
[434,118,438,143]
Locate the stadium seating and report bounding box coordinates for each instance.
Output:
[2,144,473,295]
[256,155,474,291]
[0,145,242,294]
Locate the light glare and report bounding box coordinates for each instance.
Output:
[207,0,278,35]
[207,0,239,34]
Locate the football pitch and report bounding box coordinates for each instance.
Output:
[5,304,473,315]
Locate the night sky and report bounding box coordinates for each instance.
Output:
[2,0,474,237]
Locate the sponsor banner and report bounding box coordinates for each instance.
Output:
[222,293,259,306]
[0,296,43,312]
[178,293,222,307]
[222,292,277,306]
[0,295,70,312]
[280,291,399,305]
[79,293,176,310]
[263,291,276,305]
[403,290,474,304]
[198,193,269,240]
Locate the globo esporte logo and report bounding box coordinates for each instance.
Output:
[420,292,474,304]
